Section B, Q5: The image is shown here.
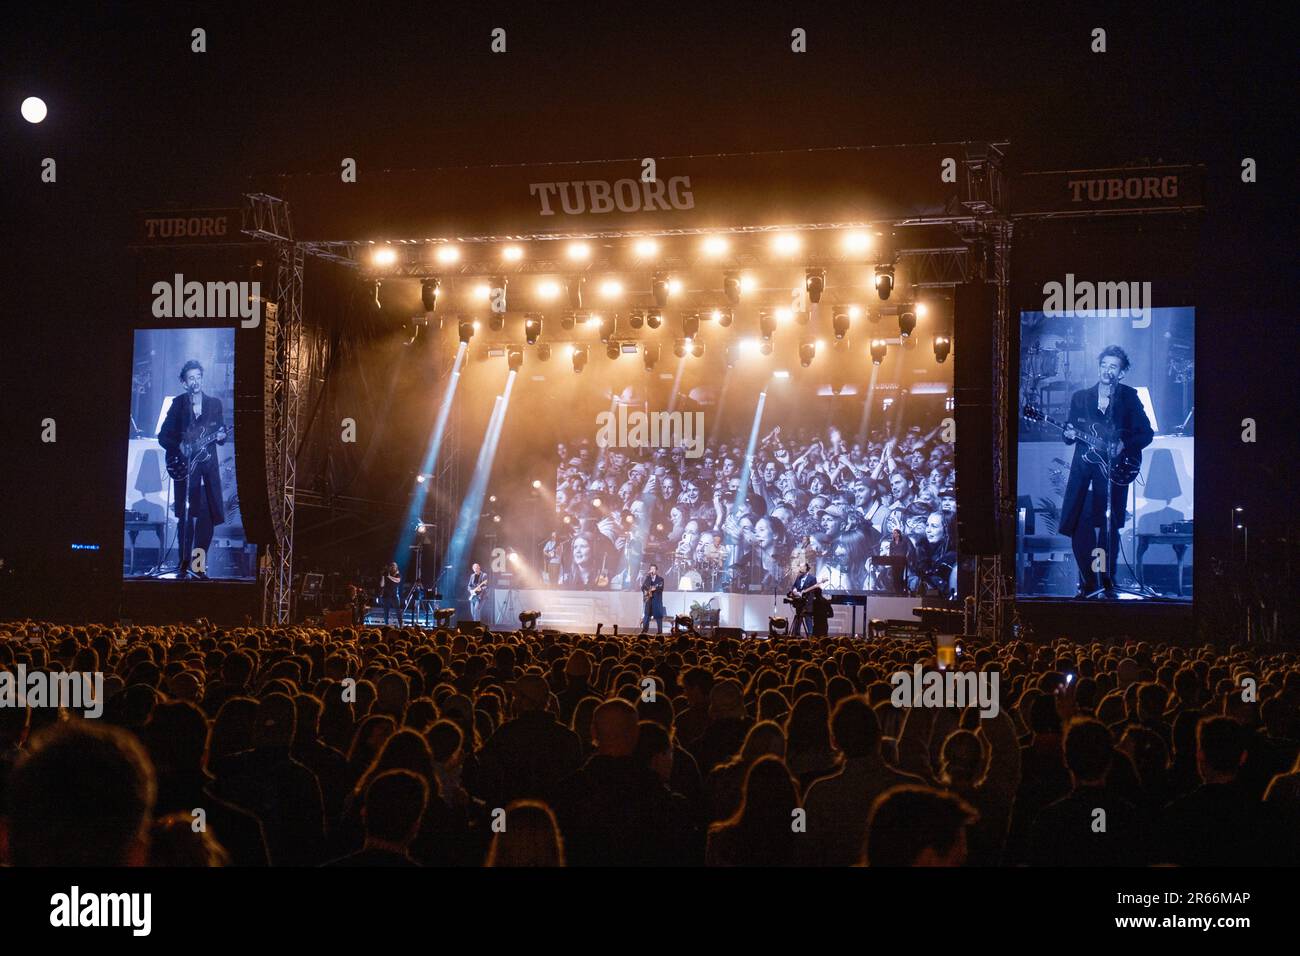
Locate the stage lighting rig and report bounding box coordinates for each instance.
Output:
[805,268,826,305]
[598,313,617,343]
[519,610,540,631]
[874,264,895,301]
[933,335,951,363]
[712,308,734,328]
[760,340,774,356]
[524,313,543,345]
[629,310,645,330]
[799,341,815,367]
[507,346,524,371]
[724,272,742,304]
[682,313,701,339]
[870,338,888,365]
[458,319,475,344]
[606,342,621,360]
[537,342,552,361]
[421,278,440,313]
[832,310,851,340]
[673,339,687,359]
[489,313,506,332]
[646,311,663,330]
[643,343,661,371]
[898,310,916,339]
[566,276,585,309]
[571,344,589,372]
[759,310,777,341]
[560,311,576,330]
[726,344,740,368]
[692,339,705,359]
[652,274,670,307]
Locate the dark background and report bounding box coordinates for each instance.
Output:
[1,1,1294,619]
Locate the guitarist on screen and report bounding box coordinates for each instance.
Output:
[158,360,227,580]
[1059,345,1153,597]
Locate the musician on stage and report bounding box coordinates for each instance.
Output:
[788,562,830,638]
[157,360,227,580]
[380,562,402,625]
[640,563,666,635]
[467,562,488,621]
[1060,345,1153,596]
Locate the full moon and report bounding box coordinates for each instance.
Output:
[21,96,48,123]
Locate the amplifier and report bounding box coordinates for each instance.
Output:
[1160,521,1194,534]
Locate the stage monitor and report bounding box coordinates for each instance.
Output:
[1016,305,1194,601]
[123,327,257,580]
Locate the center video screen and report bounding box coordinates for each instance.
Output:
[1016,305,1195,600]
[123,327,257,580]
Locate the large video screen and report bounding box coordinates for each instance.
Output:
[1016,306,1194,600]
[123,327,256,580]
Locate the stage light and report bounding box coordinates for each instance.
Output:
[489,313,505,332]
[532,479,542,489]
[372,247,397,267]
[625,514,635,524]
[567,241,591,261]
[598,313,616,342]
[769,615,789,638]
[458,319,474,344]
[629,310,645,330]
[586,314,602,327]
[667,277,683,296]
[723,272,741,304]
[562,515,571,525]
[874,264,894,300]
[472,320,481,331]
[489,495,497,503]
[643,343,661,370]
[760,340,774,356]
[435,244,461,265]
[726,344,740,368]
[368,279,383,310]
[805,268,826,304]
[899,311,916,339]
[916,302,929,318]
[842,231,872,254]
[759,311,777,340]
[421,278,441,312]
[773,369,790,379]
[740,274,757,294]
[832,310,850,340]
[933,335,951,363]
[674,339,687,358]
[646,311,663,330]
[773,233,802,256]
[683,313,701,338]
[571,344,589,372]
[650,274,668,307]
[538,280,561,301]
[799,341,816,367]
[566,276,585,309]
[703,236,729,257]
[692,339,705,358]
[416,474,427,484]
[600,278,623,298]
[524,314,542,345]
[849,305,862,320]
[519,610,540,630]
[718,308,734,327]
[870,338,888,365]
[592,497,603,509]
[21,96,47,123]
[739,337,760,355]
[537,343,552,361]
[473,283,491,302]
[416,522,427,533]
[606,342,620,360]
[507,346,524,371]
[508,551,520,564]
[776,307,793,324]
[635,238,660,258]
[492,514,501,523]
[502,245,524,262]
[559,312,575,330]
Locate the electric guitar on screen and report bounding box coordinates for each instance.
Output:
[1022,405,1140,485]
[166,423,231,481]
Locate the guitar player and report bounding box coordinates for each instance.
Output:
[467,562,488,621]
[157,360,227,580]
[640,564,665,635]
[1060,345,1153,597]
[788,562,831,638]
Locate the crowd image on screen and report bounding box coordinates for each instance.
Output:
[2,620,1297,869]
[545,412,957,597]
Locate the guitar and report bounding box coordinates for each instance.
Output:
[594,555,609,588]
[642,577,663,606]
[1022,405,1140,485]
[468,577,488,600]
[785,576,831,613]
[166,424,231,481]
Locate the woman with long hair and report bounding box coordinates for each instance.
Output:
[706,755,801,866]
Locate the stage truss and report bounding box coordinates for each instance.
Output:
[240,143,1013,626]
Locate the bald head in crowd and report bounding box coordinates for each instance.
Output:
[591,699,640,757]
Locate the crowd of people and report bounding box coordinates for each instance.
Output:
[546,413,958,597]
[2,618,1297,867]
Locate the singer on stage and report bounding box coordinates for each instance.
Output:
[380,562,402,625]
[640,563,665,635]
[1059,345,1153,596]
[157,360,227,579]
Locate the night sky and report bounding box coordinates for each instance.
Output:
[2,3,1293,612]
